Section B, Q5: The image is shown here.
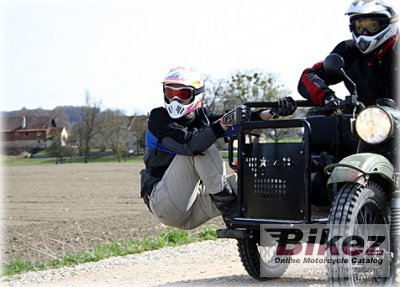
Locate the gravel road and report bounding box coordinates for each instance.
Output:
[2,239,328,287]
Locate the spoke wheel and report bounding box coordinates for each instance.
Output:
[237,237,289,281]
[327,181,391,286]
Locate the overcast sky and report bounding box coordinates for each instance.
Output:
[2,0,399,115]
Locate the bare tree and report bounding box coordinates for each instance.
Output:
[203,69,295,142]
[48,131,72,164]
[203,69,290,113]
[99,109,129,162]
[76,92,102,163]
[202,74,229,113]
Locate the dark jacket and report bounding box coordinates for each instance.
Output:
[140,106,263,201]
[298,35,398,106]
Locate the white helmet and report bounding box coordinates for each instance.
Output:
[162,67,204,119]
[346,0,398,54]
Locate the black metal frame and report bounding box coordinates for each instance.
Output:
[228,119,316,227]
[224,99,359,230]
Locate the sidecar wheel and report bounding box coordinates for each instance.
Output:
[237,238,289,281]
[327,181,390,286]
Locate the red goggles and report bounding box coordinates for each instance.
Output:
[163,85,205,102]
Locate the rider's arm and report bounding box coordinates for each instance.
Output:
[297,61,336,106]
[218,108,276,130]
[148,108,226,156]
[219,97,296,130]
[297,41,353,106]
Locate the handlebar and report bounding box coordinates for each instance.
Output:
[244,100,313,108]
[243,95,361,117]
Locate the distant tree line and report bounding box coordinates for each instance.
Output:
[48,94,143,163]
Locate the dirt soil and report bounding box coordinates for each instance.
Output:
[2,162,224,263]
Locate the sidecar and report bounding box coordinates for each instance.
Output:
[217,100,358,280]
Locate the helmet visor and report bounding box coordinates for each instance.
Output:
[350,16,389,35]
[163,85,194,102]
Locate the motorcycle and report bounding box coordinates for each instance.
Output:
[217,53,399,285]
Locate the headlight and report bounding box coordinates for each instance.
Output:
[355,107,393,144]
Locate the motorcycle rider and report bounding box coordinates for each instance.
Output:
[298,0,398,108]
[297,0,398,205]
[140,66,297,230]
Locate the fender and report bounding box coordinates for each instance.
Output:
[326,153,395,187]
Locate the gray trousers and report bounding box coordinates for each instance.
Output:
[148,145,236,230]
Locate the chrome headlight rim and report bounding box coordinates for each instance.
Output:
[355,106,394,145]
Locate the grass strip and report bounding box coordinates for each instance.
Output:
[3,155,144,166]
[3,227,217,277]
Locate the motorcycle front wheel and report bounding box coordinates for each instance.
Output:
[237,238,289,281]
[327,181,391,286]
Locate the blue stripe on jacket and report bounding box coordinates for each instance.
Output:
[146,130,176,155]
[146,123,239,155]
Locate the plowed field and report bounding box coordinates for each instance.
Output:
[2,163,224,263]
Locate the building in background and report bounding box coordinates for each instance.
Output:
[1,115,68,153]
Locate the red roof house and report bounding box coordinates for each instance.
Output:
[1,115,67,151]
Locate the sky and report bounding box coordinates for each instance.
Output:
[2,0,400,115]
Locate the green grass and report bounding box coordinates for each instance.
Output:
[4,141,301,167]
[3,157,56,166]
[3,227,217,277]
[2,154,144,166]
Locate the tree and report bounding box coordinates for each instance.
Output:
[75,92,102,163]
[204,69,295,142]
[99,109,129,162]
[47,130,73,164]
[203,69,290,113]
[202,75,229,113]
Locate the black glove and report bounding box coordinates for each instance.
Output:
[269,96,297,118]
[323,93,342,115]
[323,93,341,107]
[221,105,250,126]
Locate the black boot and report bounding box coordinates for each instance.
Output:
[210,179,238,228]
